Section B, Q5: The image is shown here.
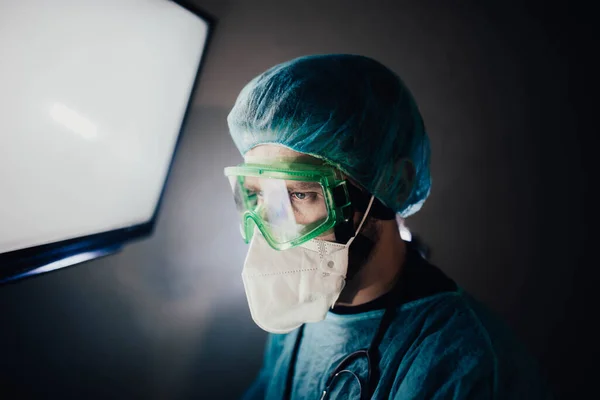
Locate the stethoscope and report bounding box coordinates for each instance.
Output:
[283,274,408,400]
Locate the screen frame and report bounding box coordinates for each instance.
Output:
[0,0,216,284]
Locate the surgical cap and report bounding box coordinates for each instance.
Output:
[227,54,431,217]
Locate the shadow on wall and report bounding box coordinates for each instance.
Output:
[98,105,269,399]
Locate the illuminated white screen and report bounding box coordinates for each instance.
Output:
[0,0,209,254]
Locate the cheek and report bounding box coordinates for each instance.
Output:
[316,213,361,243]
[316,212,370,243]
[317,229,337,242]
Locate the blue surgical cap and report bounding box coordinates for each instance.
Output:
[227,54,431,217]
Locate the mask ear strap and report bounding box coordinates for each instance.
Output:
[333,189,376,245]
[355,195,375,235]
[345,195,375,247]
[346,183,396,220]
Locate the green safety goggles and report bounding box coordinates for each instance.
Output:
[224,161,353,251]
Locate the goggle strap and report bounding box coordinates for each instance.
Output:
[332,182,351,208]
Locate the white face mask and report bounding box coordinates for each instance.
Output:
[241,196,375,334]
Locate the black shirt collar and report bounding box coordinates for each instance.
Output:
[330,241,457,315]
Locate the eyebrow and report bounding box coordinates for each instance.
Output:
[286,181,321,191]
[243,180,320,191]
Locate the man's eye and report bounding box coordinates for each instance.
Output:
[291,192,311,201]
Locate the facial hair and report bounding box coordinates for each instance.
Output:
[335,218,379,303]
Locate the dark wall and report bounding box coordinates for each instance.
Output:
[1,1,593,399]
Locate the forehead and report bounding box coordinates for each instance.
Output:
[243,145,327,191]
[243,144,354,185]
[244,144,321,164]
[243,177,322,191]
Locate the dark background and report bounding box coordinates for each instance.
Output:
[1,0,596,399]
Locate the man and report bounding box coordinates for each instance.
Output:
[224,55,552,399]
